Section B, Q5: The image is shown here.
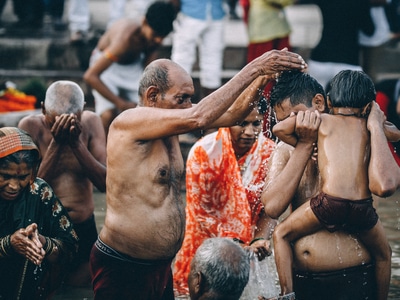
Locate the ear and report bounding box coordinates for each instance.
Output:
[361,102,372,117]
[193,271,203,296]
[41,102,46,115]
[143,86,159,107]
[312,93,327,112]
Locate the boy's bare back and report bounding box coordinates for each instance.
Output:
[318,113,371,200]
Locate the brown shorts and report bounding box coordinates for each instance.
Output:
[310,192,378,233]
[294,263,376,300]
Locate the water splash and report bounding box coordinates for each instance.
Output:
[240,251,279,299]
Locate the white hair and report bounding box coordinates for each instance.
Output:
[44,80,84,114]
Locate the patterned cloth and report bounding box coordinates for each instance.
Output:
[0,178,79,299]
[0,127,39,159]
[173,127,275,296]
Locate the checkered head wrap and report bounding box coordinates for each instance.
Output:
[0,127,39,159]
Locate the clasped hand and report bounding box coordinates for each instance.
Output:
[10,223,45,265]
[51,113,82,146]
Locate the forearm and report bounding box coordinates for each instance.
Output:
[38,139,63,181]
[207,76,270,128]
[71,141,106,192]
[262,142,314,218]
[194,64,260,128]
[369,126,399,196]
[254,210,278,240]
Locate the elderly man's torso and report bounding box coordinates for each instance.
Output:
[100,124,186,260]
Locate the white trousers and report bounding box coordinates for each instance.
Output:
[68,0,90,32]
[171,13,225,89]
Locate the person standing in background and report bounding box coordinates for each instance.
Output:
[359,0,392,82]
[83,1,177,136]
[68,0,90,43]
[298,0,374,90]
[241,0,293,64]
[171,0,226,100]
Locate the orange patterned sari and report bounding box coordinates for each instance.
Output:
[173,127,275,296]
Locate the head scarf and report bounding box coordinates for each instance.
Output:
[0,127,39,159]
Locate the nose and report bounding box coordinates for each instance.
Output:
[7,178,19,190]
[242,125,256,135]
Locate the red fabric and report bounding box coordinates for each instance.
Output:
[173,128,275,296]
[247,37,292,63]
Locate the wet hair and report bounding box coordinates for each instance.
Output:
[327,70,376,108]
[257,97,268,115]
[146,1,177,37]
[190,237,250,298]
[269,70,326,109]
[44,80,84,115]
[138,59,173,102]
[0,149,40,171]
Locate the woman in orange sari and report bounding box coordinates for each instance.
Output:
[173,101,276,297]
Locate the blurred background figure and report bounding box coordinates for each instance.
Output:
[107,0,156,28]
[171,0,225,100]
[375,78,400,166]
[241,0,293,64]
[226,0,240,20]
[68,0,90,43]
[359,0,392,83]
[298,0,374,90]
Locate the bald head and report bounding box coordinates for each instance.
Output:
[44,80,85,115]
[138,59,191,104]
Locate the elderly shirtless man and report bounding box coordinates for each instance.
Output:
[18,81,107,287]
[89,50,307,299]
[262,71,399,300]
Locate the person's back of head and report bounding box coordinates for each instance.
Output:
[327,70,376,109]
[145,1,177,38]
[270,70,326,109]
[44,80,84,115]
[188,237,250,300]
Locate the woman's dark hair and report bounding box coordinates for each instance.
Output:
[0,150,40,171]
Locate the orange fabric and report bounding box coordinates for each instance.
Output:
[173,127,275,296]
[0,88,36,112]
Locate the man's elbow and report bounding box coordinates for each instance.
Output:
[370,178,398,198]
[263,201,281,220]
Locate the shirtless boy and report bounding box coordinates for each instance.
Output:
[89,50,307,299]
[271,70,398,300]
[18,80,107,286]
[262,70,399,300]
[84,1,177,134]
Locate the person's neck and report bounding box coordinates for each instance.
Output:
[332,107,362,117]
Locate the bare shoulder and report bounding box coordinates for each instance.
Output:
[18,113,43,128]
[81,110,102,123]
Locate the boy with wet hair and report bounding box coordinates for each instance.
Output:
[272,70,397,300]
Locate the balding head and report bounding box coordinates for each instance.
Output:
[138,59,190,105]
[44,80,85,115]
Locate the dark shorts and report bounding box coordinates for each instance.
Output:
[90,237,174,300]
[294,263,376,300]
[71,214,98,269]
[310,192,379,233]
